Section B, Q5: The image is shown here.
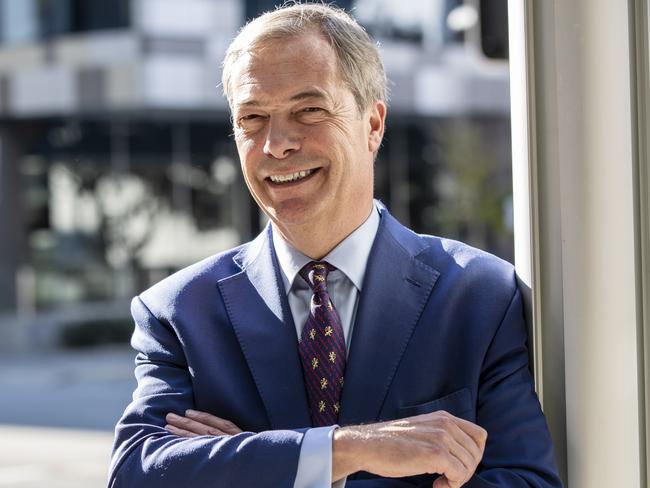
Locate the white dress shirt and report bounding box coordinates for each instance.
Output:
[272,204,381,488]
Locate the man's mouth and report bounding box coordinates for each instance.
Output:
[268,168,317,184]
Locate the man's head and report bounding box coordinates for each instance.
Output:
[222,3,387,114]
[223,3,387,258]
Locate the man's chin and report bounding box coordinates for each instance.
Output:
[266,201,324,229]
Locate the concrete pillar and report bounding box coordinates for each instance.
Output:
[0,126,26,313]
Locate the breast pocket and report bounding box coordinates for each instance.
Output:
[397,387,473,419]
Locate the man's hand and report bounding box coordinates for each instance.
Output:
[165,410,243,437]
[332,411,487,488]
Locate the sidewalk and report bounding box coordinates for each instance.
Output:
[0,346,136,487]
[0,425,113,488]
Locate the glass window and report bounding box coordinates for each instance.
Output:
[70,0,130,32]
[0,0,38,44]
[0,0,130,44]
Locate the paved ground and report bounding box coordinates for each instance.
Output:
[0,346,137,487]
[0,425,115,488]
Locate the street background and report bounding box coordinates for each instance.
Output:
[0,0,510,486]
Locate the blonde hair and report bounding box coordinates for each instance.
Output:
[221,2,387,113]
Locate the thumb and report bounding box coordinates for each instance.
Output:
[432,475,454,488]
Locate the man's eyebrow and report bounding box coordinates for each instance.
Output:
[236,89,330,108]
[236,99,262,108]
[288,89,330,102]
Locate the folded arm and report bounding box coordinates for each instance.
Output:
[108,296,305,488]
[168,408,487,488]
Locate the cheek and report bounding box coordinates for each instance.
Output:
[236,142,258,173]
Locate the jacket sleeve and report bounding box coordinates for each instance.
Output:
[467,286,563,487]
[108,296,305,488]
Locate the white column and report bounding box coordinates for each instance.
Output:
[511,0,646,486]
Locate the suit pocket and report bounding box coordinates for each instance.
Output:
[397,387,472,418]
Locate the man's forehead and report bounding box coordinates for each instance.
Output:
[229,43,342,109]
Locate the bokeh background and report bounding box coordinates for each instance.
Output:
[0,0,510,486]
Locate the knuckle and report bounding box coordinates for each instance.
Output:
[478,428,488,445]
[437,414,452,429]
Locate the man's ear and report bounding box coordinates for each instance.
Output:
[367,100,387,153]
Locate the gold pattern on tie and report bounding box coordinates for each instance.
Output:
[297,261,347,426]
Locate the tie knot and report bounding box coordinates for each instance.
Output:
[299,261,335,292]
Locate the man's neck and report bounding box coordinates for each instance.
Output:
[273,203,374,260]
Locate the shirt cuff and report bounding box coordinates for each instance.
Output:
[293,425,347,488]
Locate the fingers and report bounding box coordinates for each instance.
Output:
[185,409,243,434]
[406,411,485,486]
[443,429,477,480]
[165,423,201,438]
[438,414,485,473]
[450,415,488,451]
[428,444,470,487]
[432,475,457,488]
[165,412,224,436]
[165,410,243,437]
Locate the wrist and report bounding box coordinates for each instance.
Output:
[332,426,364,481]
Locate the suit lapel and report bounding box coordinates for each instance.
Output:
[339,211,440,425]
[217,227,311,429]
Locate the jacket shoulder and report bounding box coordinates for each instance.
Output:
[414,233,517,295]
[136,243,247,317]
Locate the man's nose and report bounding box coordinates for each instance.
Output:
[263,117,301,159]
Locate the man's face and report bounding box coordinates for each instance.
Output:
[229,32,385,242]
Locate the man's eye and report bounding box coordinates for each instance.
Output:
[302,107,323,113]
[236,114,266,130]
[240,114,262,122]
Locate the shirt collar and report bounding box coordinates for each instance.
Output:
[272,203,381,295]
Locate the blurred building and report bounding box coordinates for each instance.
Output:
[0,0,510,347]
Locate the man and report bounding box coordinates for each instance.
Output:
[109,3,562,488]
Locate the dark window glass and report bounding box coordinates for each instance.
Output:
[70,0,130,32]
[480,0,508,59]
[38,0,72,39]
[245,0,353,20]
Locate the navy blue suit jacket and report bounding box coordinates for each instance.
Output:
[109,206,562,487]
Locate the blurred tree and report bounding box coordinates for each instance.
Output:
[431,118,512,259]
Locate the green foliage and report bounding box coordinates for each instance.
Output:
[430,118,513,260]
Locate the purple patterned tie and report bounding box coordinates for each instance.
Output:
[298,261,346,426]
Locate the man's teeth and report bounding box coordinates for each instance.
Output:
[269,169,313,183]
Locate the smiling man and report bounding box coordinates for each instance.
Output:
[109,4,562,488]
